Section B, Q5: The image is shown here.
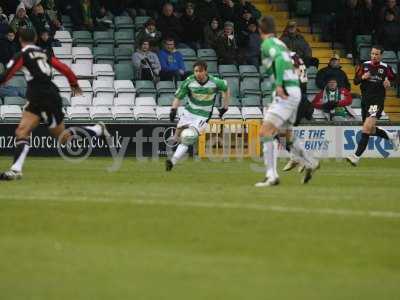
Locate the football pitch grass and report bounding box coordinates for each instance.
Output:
[0,157,399,299]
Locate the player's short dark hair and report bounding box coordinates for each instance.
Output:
[371,45,384,54]
[193,60,207,71]
[259,16,276,34]
[18,28,36,43]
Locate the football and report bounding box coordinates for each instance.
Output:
[180,127,198,145]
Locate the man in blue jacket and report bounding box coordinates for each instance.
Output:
[158,38,186,82]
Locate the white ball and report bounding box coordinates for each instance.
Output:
[180,127,198,145]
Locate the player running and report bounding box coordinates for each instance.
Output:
[346,45,399,165]
[0,28,109,181]
[255,16,319,187]
[166,60,229,171]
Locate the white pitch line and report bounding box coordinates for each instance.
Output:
[1,195,400,219]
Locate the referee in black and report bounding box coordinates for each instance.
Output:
[346,45,399,166]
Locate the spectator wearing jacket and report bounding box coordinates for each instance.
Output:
[379,0,400,24]
[243,19,261,67]
[203,17,222,49]
[9,3,34,34]
[0,27,19,65]
[215,21,240,64]
[280,20,318,67]
[158,38,185,82]
[157,3,184,45]
[180,2,204,50]
[235,0,261,20]
[136,18,162,52]
[132,40,161,81]
[358,0,377,35]
[31,3,61,35]
[195,0,220,25]
[376,9,400,52]
[312,77,355,121]
[316,55,351,90]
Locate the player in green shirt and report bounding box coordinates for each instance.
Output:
[255,16,319,187]
[166,60,230,171]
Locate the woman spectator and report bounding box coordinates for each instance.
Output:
[203,17,222,49]
[132,40,161,81]
[9,3,34,34]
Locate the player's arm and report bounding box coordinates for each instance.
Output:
[384,64,396,88]
[0,54,24,85]
[217,79,229,118]
[170,80,188,122]
[354,64,367,85]
[50,56,81,95]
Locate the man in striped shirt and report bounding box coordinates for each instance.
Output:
[255,16,319,187]
[166,60,230,171]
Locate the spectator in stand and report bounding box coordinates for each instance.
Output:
[243,18,261,67]
[236,8,254,47]
[218,0,235,22]
[215,21,240,64]
[9,3,34,34]
[158,38,185,82]
[379,0,400,23]
[40,0,63,30]
[376,9,400,52]
[316,55,351,90]
[70,0,108,31]
[36,29,59,57]
[358,0,377,35]
[340,0,360,59]
[31,3,62,35]
[0,84,26,98]
[0,6,9,36]
[20,0,42,12]
[0,27,19,65]
[235,0,261,20]
[204,17,222,49]
[136,18,162,52]
[2,1,20,16]
[157,3,184,46]
[195,0,220,25]
[312,77,355,121]
[311,0,345,42]
[280,20,318,67]
[180,2,204,50]
[132,39,161,81]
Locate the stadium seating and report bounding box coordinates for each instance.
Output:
[239,65,260,78]
[3,96,26,106]
[90,106,114,120]
[114,16,134,31]
[242,107,263,119]
[0,105,22,119]
[112,106,134,119]
[134,106,157,120]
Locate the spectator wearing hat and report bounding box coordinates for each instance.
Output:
[136,18,162,52]
[9,2,34,33]
[180,2,204,50]
[215,21,240,64]
[316,55,351,90]
[312,77,355,121]
[132,39,161,81]
[204,17,222,49]
[280,20,319,67]
[157,3,184,45]
[242,18,261,67]
[158,38,185,82]
[376,9,400,52]
[0,27,19,65]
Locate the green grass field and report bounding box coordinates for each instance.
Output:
[0,157,399,300]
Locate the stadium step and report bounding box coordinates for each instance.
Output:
[385,97,400,106]
[388,113,400,121]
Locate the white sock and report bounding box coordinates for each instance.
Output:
[11,142,30,173]
[84,125,102,136]
[171,144,189,165]
[263,138,278,179]
[290,139,315,168]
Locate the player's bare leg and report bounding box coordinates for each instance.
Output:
[255,121,280,187]
[0,111,40,180]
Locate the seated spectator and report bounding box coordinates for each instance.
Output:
[71,0,107,31]
[0,6,9,36]
[9,3,35,34]
[379,0,400,24]
[280,20,318,67]
[243,19,261,67]
[215,21,240,64]
[340,0,360,59]
[236,8,254,47]
[376,9,400,52]
[157,3,184,45]
[31,3,61,35]
[158,38,185,82]
[40,0,63,30]
[0,84,26,98]
[218,0,235,22]
[316,55,351,90]
[235,0,261,20]
[195,0,220,25]
[0,28,19,65]
[136,18,162,52]
[132,40,161,81]
[180,2,204,50]
[37,29,60,57]
[312,77,355,121]
[204,17,222,49]
[358,0,377,35]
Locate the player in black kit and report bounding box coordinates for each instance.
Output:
[0,29,109,181]
[346,45,399,166]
